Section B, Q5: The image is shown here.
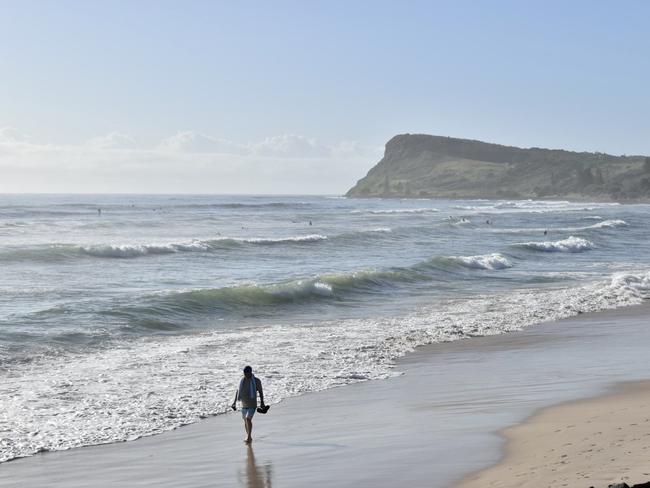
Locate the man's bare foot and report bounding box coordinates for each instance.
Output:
[244,438,252,444]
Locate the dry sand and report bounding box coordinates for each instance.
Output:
[459,381,650,488]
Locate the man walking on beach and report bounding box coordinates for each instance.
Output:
[232,365,265,444]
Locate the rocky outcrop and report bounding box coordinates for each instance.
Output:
[346,134,650,201]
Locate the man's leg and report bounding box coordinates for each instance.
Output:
[245,417,253,443]
[241,410,250,442]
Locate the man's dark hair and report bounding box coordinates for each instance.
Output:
[243,365,252,373]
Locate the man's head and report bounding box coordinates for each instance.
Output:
[243,365,253,378]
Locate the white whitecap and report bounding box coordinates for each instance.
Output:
[242,234,328,244]
[585,219,628,229]
[350,208,439,215]
[452,253,513,270]
[4,269,650,463]
[518,236,594,253]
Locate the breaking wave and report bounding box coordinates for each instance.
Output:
[24,253,518,331]
[451,200,620,214]
[443,253,513,270]
[81,242,208,258]
[0,235,331,261]
[3,270,648,463]
[149,252,516,315]
[172,201,312,209]
[351,207,439,215]
[0,229,408,262]
[515,236,595,253]
[236,234,328,245]
[585,219,628,229]
[81,235,329,257]
[108,268,431,326]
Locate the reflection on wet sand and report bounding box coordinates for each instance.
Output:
[238,445,272,488]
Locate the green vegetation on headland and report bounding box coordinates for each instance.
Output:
[346,134,650,201]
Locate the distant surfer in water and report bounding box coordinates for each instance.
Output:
[232,366,266,444]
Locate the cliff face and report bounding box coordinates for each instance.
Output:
[346,134,650,200]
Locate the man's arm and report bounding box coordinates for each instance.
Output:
[231,389,238,410]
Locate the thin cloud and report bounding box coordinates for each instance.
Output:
[331,140,383,159]
[0,127,30,144]
[159,131,249,155]
[0,128,377,193]
[85,132,137,149]
[156,131,380,160]
[251,134,331,158]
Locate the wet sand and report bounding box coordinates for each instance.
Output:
[2,304,650,488]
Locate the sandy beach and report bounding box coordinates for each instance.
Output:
[459,380,650,488]
[3,2,649,487]
[2,304,650,488]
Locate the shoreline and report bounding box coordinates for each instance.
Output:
[344,194,650,204]
[457,380,650,488]
[2,303,650,487]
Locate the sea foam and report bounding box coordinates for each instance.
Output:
[2,270,648,463]
[585,219,628,229]
[448,253,513,270]
[351,208,439,215]
[517,236,594,253]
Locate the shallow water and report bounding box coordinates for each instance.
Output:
[3,306,650,488]
[0,194,649,461]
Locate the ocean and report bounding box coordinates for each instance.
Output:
[1,194,649,462]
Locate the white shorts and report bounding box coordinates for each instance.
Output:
[241,407,256,419]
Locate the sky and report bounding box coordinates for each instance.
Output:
[1,0,649,194]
